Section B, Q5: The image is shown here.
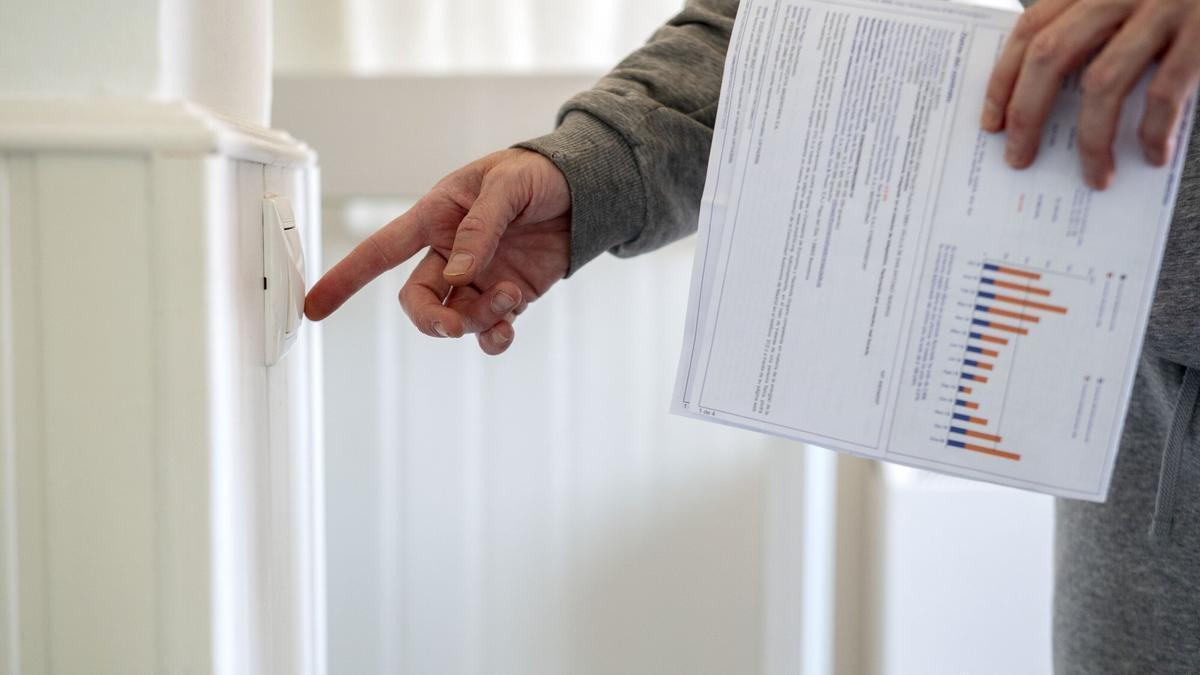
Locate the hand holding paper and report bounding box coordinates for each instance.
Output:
[673,0,1195,500]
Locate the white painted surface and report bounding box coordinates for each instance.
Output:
[273,74,599,197]
[870,466,1055,675]
[0,0,160,99]
[160,0,273,125]
[0,1,271,125]
[0,100,323,674]
[319,200,827,675]
[274,0,684,74]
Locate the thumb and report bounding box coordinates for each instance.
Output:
[443,171,526,286]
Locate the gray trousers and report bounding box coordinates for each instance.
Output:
[1055,353,1200,673]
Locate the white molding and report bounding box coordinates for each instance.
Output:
[761,443,837,675]
[0,99,313,166]
[0,153,19,675]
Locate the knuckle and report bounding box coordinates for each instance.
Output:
[1005,104,1034,131]
[1157,60,1191,90]
[492,165,536,203]
[485,165,518,187]
[397,285,416,308]
[487,165,528,193]
[457,213,496,238]
[397,291,418,322]
[1081,64,1118,99]
[1013,11,1040,40]
[1027,33,1060,67]
[1145,82,1180,109]
[428,183,456,204]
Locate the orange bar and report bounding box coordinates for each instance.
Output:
[962,429,1002,443]
[956,400,980,409]
[968,360,994,371]
[963,415,988,426]
[962,442,1021,461]
[991,293,1068,314]
[969,374,990,384]
[984,306,1040,323]
[990,278,1052,296]
[992,265,1041,280]
[987,321,1030,336]
[973,333,1008,346]
[978,348,999,358]
[959,386,973,395]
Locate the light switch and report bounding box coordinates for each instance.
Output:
[263,193,305,366]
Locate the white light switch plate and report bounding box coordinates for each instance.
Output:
[263,192,305,366]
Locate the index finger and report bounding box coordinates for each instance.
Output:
[981,0,1075,131]
[304,204,428,321]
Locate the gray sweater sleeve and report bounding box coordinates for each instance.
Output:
[516,0,739,276]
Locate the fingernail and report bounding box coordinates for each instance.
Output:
[1088,171,1112,191]
[1005,145,1024,168]
[490,291,516,314]
[444,252,474,277]
[981,101,1000,129]
[433,321,449,337]
[492,328,511,344]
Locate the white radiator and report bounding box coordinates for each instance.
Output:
[0,99,324,675]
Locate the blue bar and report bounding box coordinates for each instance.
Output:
[983,263,999,272]
[947,439,967,449]
[972,318,990,328]
[969,331,985,340]
[978,290,996,300]
[961,372,977,381]
[966,345,984,354]
[975,304,992,313]
[964,359,981,368]
[949,426,968,435]
[954,399,969,407]
[952,413,971,422]
[958,385,969,392]
[981,277,996,286]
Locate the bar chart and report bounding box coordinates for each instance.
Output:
[943,261,1070,463]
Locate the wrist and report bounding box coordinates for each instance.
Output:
[515,112,644,276]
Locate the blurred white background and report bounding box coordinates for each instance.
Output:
[272,1,1056,674]
[275,0,687,74]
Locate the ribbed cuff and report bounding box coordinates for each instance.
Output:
[516,111,645,276]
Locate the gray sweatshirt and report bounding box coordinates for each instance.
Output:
[520,0,1200,670]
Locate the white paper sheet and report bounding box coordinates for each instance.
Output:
[672,0,1195,501]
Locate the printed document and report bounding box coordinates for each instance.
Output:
[672,0,1195,500]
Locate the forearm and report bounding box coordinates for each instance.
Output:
[518,0,739,275]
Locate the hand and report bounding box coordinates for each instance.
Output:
[304,148,571,355]
[980,0,1200,189]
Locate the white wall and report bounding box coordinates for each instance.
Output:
[319,199,822,675]
[0,0,160,99]
[0,0,272,125]
[275,0,687,74]
[870,468,1054,675]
